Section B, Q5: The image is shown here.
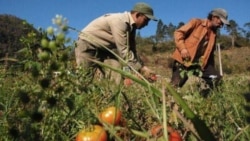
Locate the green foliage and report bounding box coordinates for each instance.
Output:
[0,15,91,141]
[181,75,250,140]
[179,62,203,79]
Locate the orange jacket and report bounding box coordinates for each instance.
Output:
[172,18,216,69]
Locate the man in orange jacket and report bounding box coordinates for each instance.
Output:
[171,8,230,94]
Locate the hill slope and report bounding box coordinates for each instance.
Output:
[140,46,250,78]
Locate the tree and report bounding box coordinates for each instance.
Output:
[225,20,241,47]
[176,22,185,29]
[165,22,176,40]
[155,19,167,43]
[243,22,250,42]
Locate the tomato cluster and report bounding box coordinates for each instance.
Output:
[76,106,122,141]
[76,107,182,141]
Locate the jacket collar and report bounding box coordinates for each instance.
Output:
[201,19,210,28]
[128,12,136,31]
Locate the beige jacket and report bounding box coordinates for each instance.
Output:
[78,11,143,70]
[172,18,216,69]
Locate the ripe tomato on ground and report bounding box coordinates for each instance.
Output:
[150,74,157,81]
[150,125,182,141]
[169,131,182,141]
[150,125,174,137]
[76,125,107,141]
[99,106,122,126]
[124,78,133,86]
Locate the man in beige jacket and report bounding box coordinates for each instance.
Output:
[75,2,157,84]
[171,8,230,95]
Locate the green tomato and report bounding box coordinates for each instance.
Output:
[56,33,65,42]
[46,26,54,35]
[48,41,57,51]
[38,51,50,61]
[41,38,49,48]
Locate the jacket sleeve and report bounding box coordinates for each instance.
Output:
[174,19,201,52]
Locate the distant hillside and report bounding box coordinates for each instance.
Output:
[140,46,250,77]
[219,47,250,74]
[0,14,40,59]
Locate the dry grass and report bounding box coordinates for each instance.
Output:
[139,46,250,77]
[219,47,250,74]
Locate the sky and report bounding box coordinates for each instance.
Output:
[1,0,250,40]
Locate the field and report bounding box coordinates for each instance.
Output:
[1,54,250,141]
[0,16,250,141]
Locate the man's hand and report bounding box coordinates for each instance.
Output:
[140,66,157,82]
[180,48,190,61]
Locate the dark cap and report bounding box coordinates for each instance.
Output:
[211,8,230,25]
[132,2,158,21]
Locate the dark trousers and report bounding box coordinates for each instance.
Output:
[171,61,222,89]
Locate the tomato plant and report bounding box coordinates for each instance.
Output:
[99,106,122,126]
[76,125,107,141]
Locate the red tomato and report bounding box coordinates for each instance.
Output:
[150,74,157,81]
[76,125,107,141]
[99,106,122,126]
[150,125,163,137]
[150,125,182,141]
[124,78,133,86]
[150,125,174,137]
[169,131,182,141]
